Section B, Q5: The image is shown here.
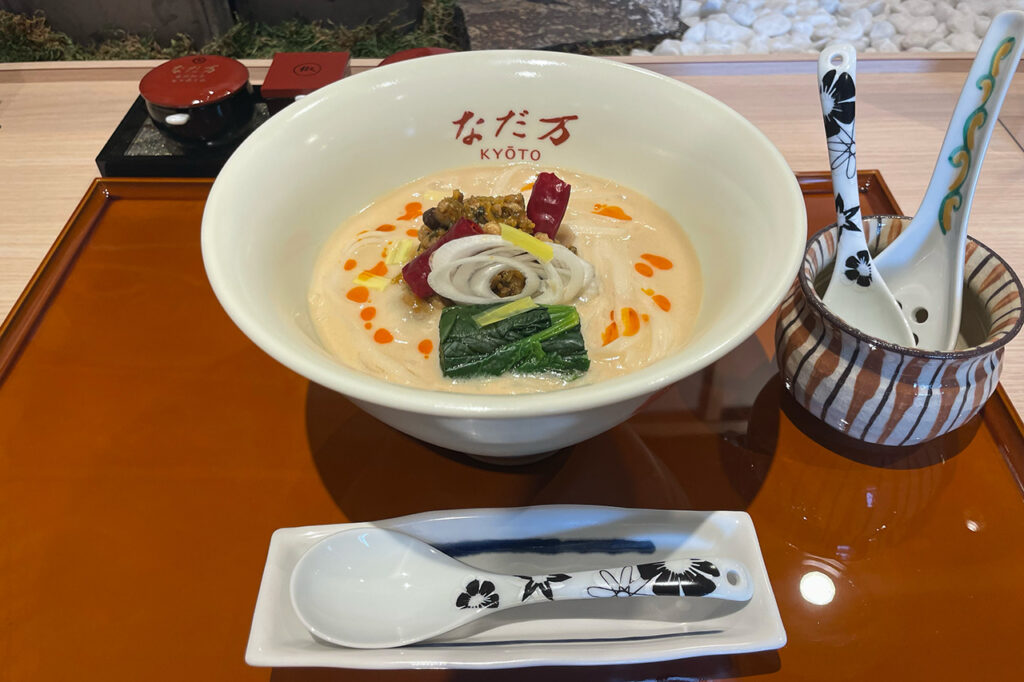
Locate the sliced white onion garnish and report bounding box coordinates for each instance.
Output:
[427,234,595,305]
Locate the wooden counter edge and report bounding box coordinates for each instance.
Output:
[3,53,1023,84]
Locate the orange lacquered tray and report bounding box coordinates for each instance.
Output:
[2,172,1024,681]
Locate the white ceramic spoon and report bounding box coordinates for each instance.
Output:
[818,43,916,347]
[873,10,1024,350]
[289,527,753,649]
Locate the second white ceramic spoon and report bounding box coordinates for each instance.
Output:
[290,527,753,648]
[873,10,1024,350]
[818,43,915,347]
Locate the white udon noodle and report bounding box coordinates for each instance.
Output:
[426,235,595,305]
[308,164,702,394]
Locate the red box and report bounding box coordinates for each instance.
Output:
[260,51,351,113]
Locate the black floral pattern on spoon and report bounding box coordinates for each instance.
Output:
[455,579,500,609]
[844,250,873,287]
[517,573,571,601]
[636,559,721,597]
[820,68,855,138]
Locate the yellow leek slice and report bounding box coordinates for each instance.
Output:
[354,272,392,290]
[472,296,539,327]
[500,224,553,262]
[386,238,419,266]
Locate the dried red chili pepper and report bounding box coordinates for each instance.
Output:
[526,172,571,239]
[401,218,484,299]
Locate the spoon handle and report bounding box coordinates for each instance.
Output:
[818,43,867,271]
[462,557,753,610]
[914,10,1024,239]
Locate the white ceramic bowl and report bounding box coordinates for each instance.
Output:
[202,50,806,460]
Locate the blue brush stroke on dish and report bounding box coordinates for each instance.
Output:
[434,538,656,557]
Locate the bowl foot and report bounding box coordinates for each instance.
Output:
[464,450,559,466]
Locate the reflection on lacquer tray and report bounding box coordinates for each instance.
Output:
[305,378,775,517]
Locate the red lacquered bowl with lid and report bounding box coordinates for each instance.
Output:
[139,55,256,146]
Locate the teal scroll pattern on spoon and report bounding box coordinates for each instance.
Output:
[939,36,1016,235]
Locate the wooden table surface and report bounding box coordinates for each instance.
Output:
[2,54,1023,401]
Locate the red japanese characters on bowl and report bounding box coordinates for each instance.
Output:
[776,215,1024,446]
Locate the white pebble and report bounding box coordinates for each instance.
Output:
[650,0,1009,57]
[909,16,940,34]
[791,19,814,36]
[902,0,936,17]
[700,0,726,17]
[975,0,1004,17]
[888,12,915,35]
[706,15,755,42]
[653,39,684,55]
[837,0,864,17]
[812,20,840,41]
[807,11,836,27]
[933,2,957,23]
[679,0,702,19]
[725,1,758,26]
[754,11,792,36]
[682,21,707,41]
[702,40,734,54]
[679,41,707,55]
[902,32,934,50]
[865,0,885,15]
[745,36,769,52]
[834,19,865,41]
[773,35,814,51]
[850,7,873,27]
[869,20,895,42]
[948,31,982,52]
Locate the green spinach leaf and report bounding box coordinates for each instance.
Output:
[438,304,589,379]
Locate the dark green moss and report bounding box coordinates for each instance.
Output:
[0,1,462,63]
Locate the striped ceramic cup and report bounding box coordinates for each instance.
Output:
[776,215,1023,446]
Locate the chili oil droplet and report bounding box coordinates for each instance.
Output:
[346,286,369,303]
[641,253,673,270]
[601,322,619,346]
[592,204,632,220]
[397,202,423,221]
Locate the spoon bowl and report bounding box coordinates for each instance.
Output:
[290,527,753,649]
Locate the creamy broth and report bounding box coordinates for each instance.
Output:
[309,164,702,393]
